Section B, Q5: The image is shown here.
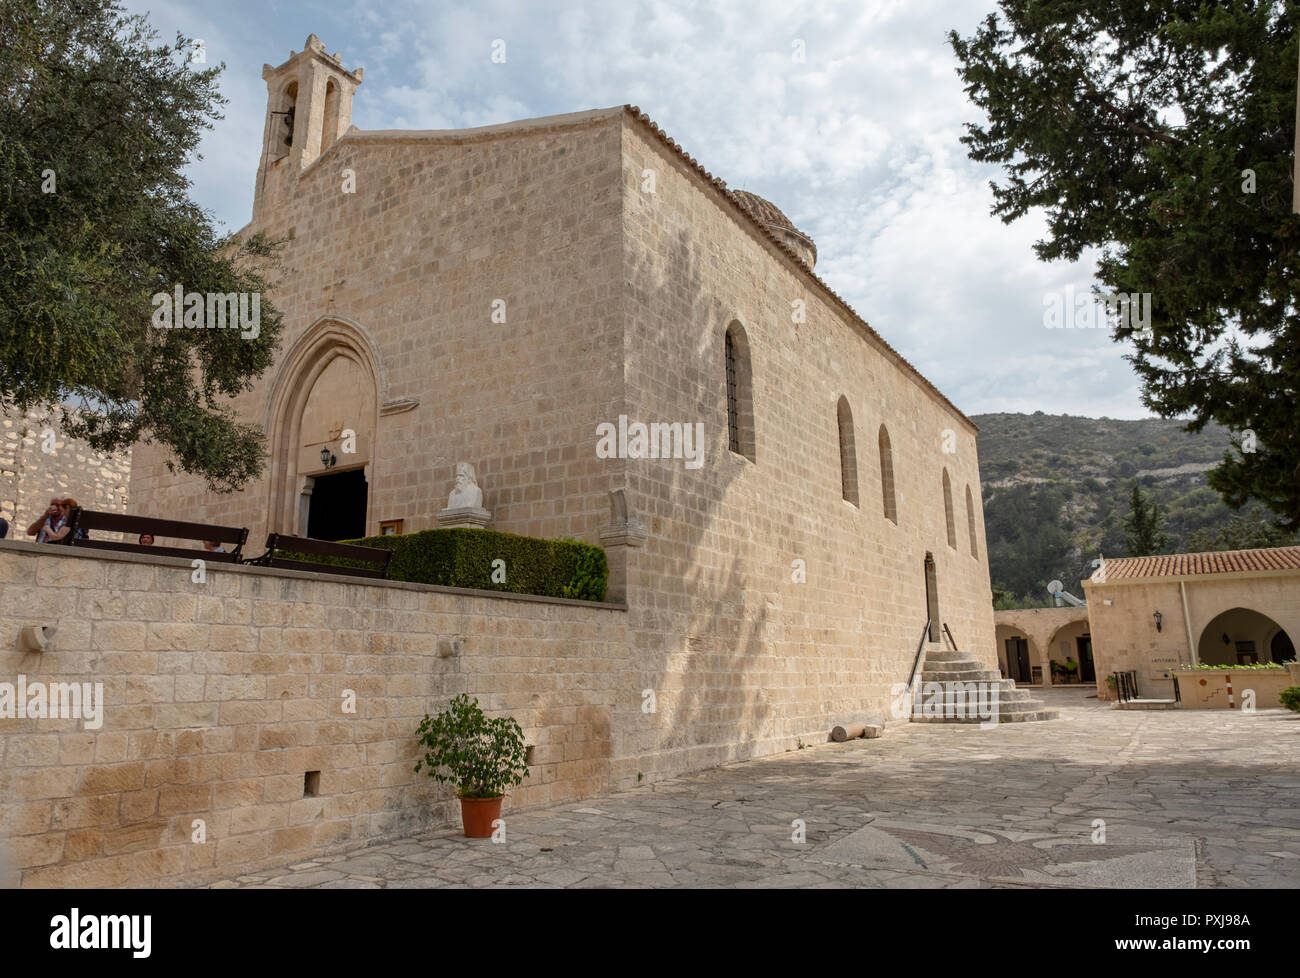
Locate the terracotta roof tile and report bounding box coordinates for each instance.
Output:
[1093,546,1300,581]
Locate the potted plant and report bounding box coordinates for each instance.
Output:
[414,693,530,838]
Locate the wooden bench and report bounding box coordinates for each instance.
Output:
[62,508,248,562]
[247,533,393,579]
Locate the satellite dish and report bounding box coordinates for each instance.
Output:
[1047,580,1063,595]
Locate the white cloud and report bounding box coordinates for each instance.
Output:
[119,0,1151,418]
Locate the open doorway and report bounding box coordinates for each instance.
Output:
[307,468,368,541]
[1272,630,1296,663]
[1076,635,1095,682]
[923,553,939,641]
[1004,636,1032,684]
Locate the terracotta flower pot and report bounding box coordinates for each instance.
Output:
[459,795,503,838]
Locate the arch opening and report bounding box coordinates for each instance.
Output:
[319,79,340,156]
[878,424,897,523]
[965,484,978,558]
[724,321,755,462]
[266,319,380,537]
[942,468,956,549]
[836,396,858,505]
[1197,608,1294,666]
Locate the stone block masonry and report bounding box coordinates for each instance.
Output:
[0,542,628,887]
[0,406,131,538]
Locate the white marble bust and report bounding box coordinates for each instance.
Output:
[447,461,483,509]
[438,461,490,528]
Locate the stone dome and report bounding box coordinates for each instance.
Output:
[730,190,817,269]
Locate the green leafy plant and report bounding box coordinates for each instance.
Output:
[1280,687,1300,713]
[414,694,530,800]
[949,4,1300,530]
[1185,662,1288,671]
[0,0,286,491]
[558,537,609,601]
[1105,673,1118,689]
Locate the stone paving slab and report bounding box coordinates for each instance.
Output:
[204,690,1300,889]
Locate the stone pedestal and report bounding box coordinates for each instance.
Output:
[436,506,491,529]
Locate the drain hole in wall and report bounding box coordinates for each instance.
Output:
[304,771,320,797]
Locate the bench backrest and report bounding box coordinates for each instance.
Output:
[261,533,393,579]
[64,508,248,562]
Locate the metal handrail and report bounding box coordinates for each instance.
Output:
[907,618,932,695]
[943,623,958,651]
[1116,669,1140,702]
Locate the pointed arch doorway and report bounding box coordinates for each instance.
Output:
[265,319,380,538]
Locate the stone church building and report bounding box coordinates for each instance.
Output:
[131,35,997,777]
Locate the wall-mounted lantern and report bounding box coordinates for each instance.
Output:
[319,447,337,470]
[1153,611,1163,632]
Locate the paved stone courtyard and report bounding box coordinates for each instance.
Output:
[208,689,1300,889]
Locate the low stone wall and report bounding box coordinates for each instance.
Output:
[1173,669,1294,709]
[0,541,626,887]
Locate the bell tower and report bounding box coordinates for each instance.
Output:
[254,34,363,218]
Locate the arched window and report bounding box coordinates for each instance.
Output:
[319,79,340,156]
[941,468,961,546]
[836,396,859,505]
[724,322,755,462]
[965,485,979,557]
[878,425,897,523]
[277,81,298,156]
[942,468,957,549]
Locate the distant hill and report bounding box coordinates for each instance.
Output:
[973,412,1294,608]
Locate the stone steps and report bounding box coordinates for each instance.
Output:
[909,648,1059,724]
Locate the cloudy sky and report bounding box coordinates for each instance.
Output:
[124,0,1153,419]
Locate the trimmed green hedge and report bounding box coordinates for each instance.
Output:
[1184,662,1289,670]
[278,528,608,601]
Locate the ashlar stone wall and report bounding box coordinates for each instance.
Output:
[0,542,626,887]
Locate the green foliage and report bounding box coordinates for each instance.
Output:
[1123,482,1170,556]
[977,413,1297,607]
[275,528,608,601]
[413,694,529,799]
[557,538,608,601]
[950,3,1300,530]
[991,582,1018,610]
[1280,687,1300,713]
[0,0,285,491]
[1186,662,1288,671]
[1186,506,1297,553]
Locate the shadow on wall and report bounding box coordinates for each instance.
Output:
[622,224,772,774]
